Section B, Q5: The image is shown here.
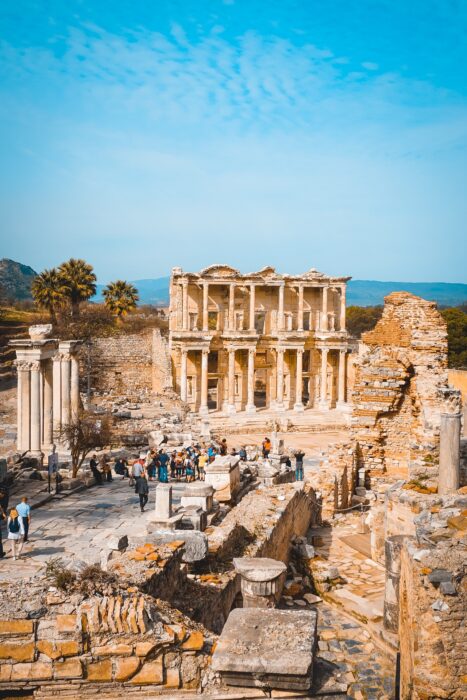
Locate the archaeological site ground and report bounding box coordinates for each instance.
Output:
[0,264,465,700]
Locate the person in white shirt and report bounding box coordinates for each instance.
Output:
[15,497,31,542]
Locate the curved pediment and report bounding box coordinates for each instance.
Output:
[200,264,240,278]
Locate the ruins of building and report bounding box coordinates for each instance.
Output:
[169,265,351,414]
[9,325,81,455]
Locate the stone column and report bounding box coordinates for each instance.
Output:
[42,360,53,449]
[202,282,209,332]
[278,283,285,331]
[227,348,236,414]
[30,361,42,455]
[297,285,304,331]
[246,348,256,413]
[200,349,209,414]
[61,354,71,427]
[276,348,284,408]
[52,353,62,438]
[319,347,329,409]
[321,287,328,331]
[340,286,346,331]
[294,349,304,411]
[228,283,235,331]
[180,349,188,402]
[182,280,189,331]
[234,557,287,608]
[249,284,256,331]
[438,412,461,494]
[16,362,31,452]
[70,355,80,420]
[337,349,347,407]
[383,536,405,633]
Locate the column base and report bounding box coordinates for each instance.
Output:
[226,404,237,416]
[336,401,351,412]
[199,405,209,416]
[293,403,305,412]
[246,404,257,414]
[318,401,330,411]
[274,403,285,411]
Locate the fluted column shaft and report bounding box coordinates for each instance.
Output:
[227,348,236,412]
[71,355,80,420]
[340,286,346,331]
[52,354,62,439]
[61,354,71,427]
[276,348,284,407]
[182,281,189,331]
[297,285,304,331]
[337,349,347,405]
[228,284,235,331]
[278,284,285,331]
[180,350,188,402]
[17,363,30,452]
[202,282,209,332]
[200,350,209,414]
[43,360,53,448]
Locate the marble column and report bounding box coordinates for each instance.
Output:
[337,349,347,407]
[42,360,53,449]
[297,285,304,331]
[227,348,236,413]
[200,349,209,414]
[319,347,329,409]
[16,362,30,452]
[294,349,304,411]
[202,282,209,332]
[61,354,71,427]
[340,286,346,331]
[246,348,256,413]
[249,284,256,331]
[278,284,285,331]
[180,349,188,402]
[71,355,80,420]
[321,287,328,331]
[182,281,189,331]
[30,361,42,454]
[52,353,62,438]
[228,283,235,331]
[438,412,461,494]
[276,348,284,408]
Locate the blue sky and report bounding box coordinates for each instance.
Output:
[0,0,466,282]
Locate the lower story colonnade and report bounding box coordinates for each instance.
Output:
[173,344,348,415]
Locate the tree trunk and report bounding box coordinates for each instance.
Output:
[71,300,80,320]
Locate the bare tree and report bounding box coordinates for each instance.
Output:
[58,411,113,478]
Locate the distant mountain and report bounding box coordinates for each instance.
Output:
[93,276,467,308]
[0,259,37,302]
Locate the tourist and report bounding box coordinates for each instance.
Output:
[0,485,9,512]
[90,454,103,485]
[229,447,237,456]
[146,450,157,481]
[15,496,31,543]
[0,504,6,558]
[207,444,217,463]
[175,452,184,480]
[158,449,170,483]
[114,458,129,479]
[262,437,271,458]
[198,449,207,480]
[184,453,195,482]
[7,508,25,560]
[295,450,305,481]
[170,450,177,479]
[132,455,145,483]
[135,470,149,512]
[102,459,113,483]
[220,438,228,456]
[239,445,247,462]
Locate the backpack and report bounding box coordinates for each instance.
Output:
[9,517,20,534]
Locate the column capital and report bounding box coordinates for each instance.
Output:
[14,359,34,371]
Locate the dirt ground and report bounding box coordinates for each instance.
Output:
[229,429,348,457]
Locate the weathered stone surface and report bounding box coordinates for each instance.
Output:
[212,608,317,690]
[0,619,34,636]
[86,658,113,682]
[181,631,204,651]
[11,662,53,681]
[135,642,157,657]
[0,641,35,662]
[129,658,164,685]
[148,530,208,563]
[37,640,80,659]
[93,643,133,657]
[54,658,83,679]
[114,656,141,681]
[55,614,78,633]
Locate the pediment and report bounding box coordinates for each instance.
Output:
[200,264,240,278]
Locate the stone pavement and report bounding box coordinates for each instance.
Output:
[0,477,187,583]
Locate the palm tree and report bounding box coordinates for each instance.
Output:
[58,258,97,319]
[31,268,64,324]
[103,280,139,319]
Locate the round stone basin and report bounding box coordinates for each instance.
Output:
[233,557,287,582]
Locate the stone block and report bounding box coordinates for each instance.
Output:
[86,658,113,682]
[54,658,83,679]
[56,614,78,633]
[0,641,35,662]
[135,642,157,657]
[37,640,80,659]
[0,664,12,681]
[439,581,457,596]
[428,569,452,586]
[114,656,141,681]
[181,631,204,651]
[129,658,164,685]
[165,666,180,688]
[93,643,133,657]
[148,530,208,563]
[212,608,317,691]
[11,662,53,681]
[0,619,34,636]
[107,534,129,551]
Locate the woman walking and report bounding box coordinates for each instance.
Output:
[7,508,25,560]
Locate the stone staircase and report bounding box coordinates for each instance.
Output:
[205,408,350,436]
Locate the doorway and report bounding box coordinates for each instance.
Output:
[254,369,267,408]
[207,378,219,411]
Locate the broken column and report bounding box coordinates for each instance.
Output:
[383,535,405,633]
[233,557,287,608]
[147,483,183,532]
[438,412,461,495]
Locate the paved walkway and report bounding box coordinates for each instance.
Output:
[0,478,187,582]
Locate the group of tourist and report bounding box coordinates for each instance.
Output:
[0,496,31,560]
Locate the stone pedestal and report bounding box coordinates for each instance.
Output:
[180,505,207,531]
[204,455,240,502]
[212,608,317,691]
[438,412,461,495]
[180,482,214,512]
[147,483,183,531]
[234,557,287,608]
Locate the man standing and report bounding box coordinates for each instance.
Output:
[295,450,305,482]
[15,497,31,543]
[135,470,149,512]
[158,449,169,483]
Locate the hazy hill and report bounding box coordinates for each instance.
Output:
[0,259,37,302]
